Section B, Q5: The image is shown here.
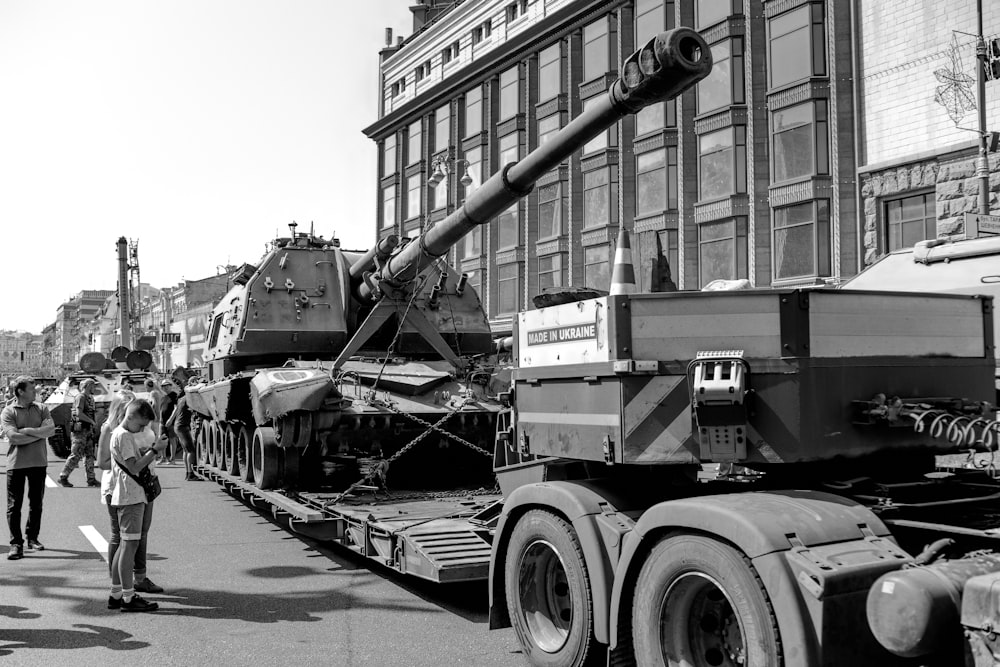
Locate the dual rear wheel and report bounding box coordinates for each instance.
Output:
[504,512,780,667]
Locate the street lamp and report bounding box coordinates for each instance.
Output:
[428,156,474,189]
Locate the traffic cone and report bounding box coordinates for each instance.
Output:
[609,226,636,295]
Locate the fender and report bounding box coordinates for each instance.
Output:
[489,480,641,645]
[607,490,897,667]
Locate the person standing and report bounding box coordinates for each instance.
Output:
[108,399,166,612]
[58,378,99,487]
[165,382,200,481]
[158,380,178,464]
[2,376,55,560]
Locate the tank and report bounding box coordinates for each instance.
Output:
[188,27,713,494]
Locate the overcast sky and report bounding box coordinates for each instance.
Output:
[0,0,413,333]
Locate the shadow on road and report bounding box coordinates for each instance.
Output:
[0,605,40,620]
[0,623,149,657]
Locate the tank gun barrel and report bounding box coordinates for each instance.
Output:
[349,234,398,295]
[357,27,712,304]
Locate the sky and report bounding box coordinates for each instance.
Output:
[0,0,414,333]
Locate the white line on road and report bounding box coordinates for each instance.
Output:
[45,475,57,488]
[79,525,109,562]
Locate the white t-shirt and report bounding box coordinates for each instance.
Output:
[109,424,157,506]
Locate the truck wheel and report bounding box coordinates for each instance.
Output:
[632,534,782,667]
[48,426,71,459]
[504,510,599,667]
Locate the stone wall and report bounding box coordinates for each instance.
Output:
[860,152,1000,265]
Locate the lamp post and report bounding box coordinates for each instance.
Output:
[428,156,474,190]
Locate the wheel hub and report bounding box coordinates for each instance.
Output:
[660,573,746,667]
[517,539,572,653]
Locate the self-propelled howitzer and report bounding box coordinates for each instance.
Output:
[189,28,712,584]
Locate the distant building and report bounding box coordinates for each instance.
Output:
[0,330,48,380]
[54,289,115,368]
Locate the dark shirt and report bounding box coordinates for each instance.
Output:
[160,391,178,424]
[173,394,192,431]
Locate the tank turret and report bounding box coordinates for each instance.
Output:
[356,27,711,304]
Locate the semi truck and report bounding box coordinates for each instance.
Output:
[192,27,1000,666]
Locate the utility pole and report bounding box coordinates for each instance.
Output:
[976,0,991,214]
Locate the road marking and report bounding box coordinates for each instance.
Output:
[45,475,57,488]
[79,525,109,562]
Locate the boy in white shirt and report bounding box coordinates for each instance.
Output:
[108,399,167,612]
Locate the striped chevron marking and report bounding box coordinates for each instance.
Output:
[623,375,696,462]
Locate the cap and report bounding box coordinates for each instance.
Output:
[160,380,172,387]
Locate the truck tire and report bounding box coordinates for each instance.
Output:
[48,426,71,459]
[632,534,782,667]
[504,509,600,667]
[253,427,279,490]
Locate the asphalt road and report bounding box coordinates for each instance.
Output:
[1,446,525,666]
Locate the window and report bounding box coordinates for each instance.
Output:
[698,126,746,201]
[506,0,528,23]
[699,218,748,286]
[537,182,561,239]
[697,39,744,115]
[497,264,519,315]
[498,204,519,248]
[583,168,612,229]
[415,60,431,82]
[392,77,406,97]
[381,184,396,228]
[583,18,610,82]
[500,133,519,168]
[696,0,736,29]
[500,66,520,121]
[634,0,676,135]
[442,41,460,65]
[582,97,609,154]
[538,43,562,102]
[636,147,678,216]
[432,173,448,210]
[660,229,679,285]
[208,313,224,348]
[406,174,422,219]
[538,114,560,147]
[768,4,826,90]
[538,254,563,291]
[465,268,481,296]
[771,101,828,183]
[407,120,422,166]
[773,200,830,281]
[472,19,492,45]
[584,246,610,290]
[464,145,483,197]
[382,134,396,177]
[463,227,482,259]
[465,86,483,138]
[884,193,937,251]
[434,103,450,153]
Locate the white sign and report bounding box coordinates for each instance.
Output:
[964,212,1000,238]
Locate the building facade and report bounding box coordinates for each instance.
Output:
[365,0,861,333]
[54,289,115,368]
[856,0,999,261]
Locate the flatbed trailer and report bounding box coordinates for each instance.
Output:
[196,462,501,583]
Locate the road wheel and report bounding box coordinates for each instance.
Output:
[253,427,279,490]
[217,423,229,472]
[632,534,782,667]
[197,426,209,465]
[224,424,239,477]
[49,425,71,459]
[237,424,253,482]
[207,422,218,468]
[504,510,599,667]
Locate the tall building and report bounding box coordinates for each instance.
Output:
[365,0,862,333]
[366,0,1000,336]
[53,289,117,368]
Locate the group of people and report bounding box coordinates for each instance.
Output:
[4,374,203,613]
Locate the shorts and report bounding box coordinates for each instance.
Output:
[176,427,195,454]
[116,503,146,541]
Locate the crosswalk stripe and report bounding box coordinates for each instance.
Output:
[79,525,109,562]
[45,475,57,488]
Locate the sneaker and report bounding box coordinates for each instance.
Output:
[7,545,23,560]
[56,477,73,488]
[87,479,101,488]
[107,595,122,610]
[134,578,164,594]
[26,539,44,551]
[120,594,159,613]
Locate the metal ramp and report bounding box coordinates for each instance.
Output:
[401,527,494,583]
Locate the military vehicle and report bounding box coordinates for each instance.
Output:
[44,350,156,458]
